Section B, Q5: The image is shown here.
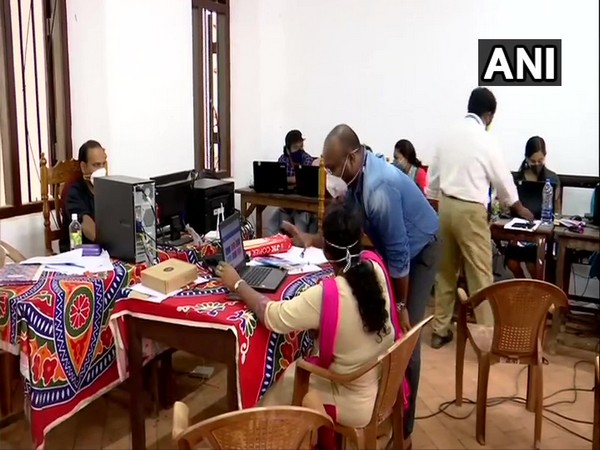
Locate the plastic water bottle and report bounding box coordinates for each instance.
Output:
[69,214,83,250]
[541,179,554,224]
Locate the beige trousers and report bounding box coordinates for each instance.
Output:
[432,195,494,336]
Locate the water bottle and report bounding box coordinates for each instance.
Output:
[541,179,554,224]
[69,214,83,250]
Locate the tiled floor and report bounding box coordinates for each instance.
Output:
[1,325,597,450]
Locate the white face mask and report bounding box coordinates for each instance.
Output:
[89,168,107,185]
[326,173,348,198]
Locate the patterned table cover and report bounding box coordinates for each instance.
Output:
[110,267,333,410]
[0,247,209,450]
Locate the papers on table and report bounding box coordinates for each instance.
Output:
[503,218,542,232]
[249,246,327,275]
[21,249,115,275]
[129,276,210,303]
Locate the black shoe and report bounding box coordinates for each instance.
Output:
[431,330,453,349]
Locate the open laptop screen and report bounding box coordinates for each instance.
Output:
[219,213,246,271]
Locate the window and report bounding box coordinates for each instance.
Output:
[0,0,71,219]
[192,0,231,177]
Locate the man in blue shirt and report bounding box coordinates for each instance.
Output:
[283,124,440,446]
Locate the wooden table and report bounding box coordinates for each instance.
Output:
[236,187,319,238]
[490,218,555,280]
[127,318,238,450]
[548,225,600,354]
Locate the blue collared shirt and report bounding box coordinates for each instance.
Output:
[348,152,439,278]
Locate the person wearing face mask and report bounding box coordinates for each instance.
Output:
[393,139,428,194]
[59,140,107,252]
[267,130,317,236]
[427,87,534,350]
[282,124,440,449]
[505,136,560,278]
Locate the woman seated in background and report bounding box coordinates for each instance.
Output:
[505,136,560,278]
[393,139,428,194]
[215,199,402,431]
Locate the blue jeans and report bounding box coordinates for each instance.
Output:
[267,208,317,236]
[404,235,440,437]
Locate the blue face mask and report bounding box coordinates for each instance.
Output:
[290,150,305,164]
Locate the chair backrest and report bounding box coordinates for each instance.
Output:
[175,406,333,450]
[370,315,433,426]
[479,279,568,358]
[0,241,25,268]
[40,153,82,254]
[317,157,326,232]
[594,355,599,450]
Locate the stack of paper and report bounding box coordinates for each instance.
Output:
[21,249,115,275]
[250,246,327,275]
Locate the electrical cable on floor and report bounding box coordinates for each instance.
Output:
[415,359,595,443]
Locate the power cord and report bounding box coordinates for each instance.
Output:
[415,359,595,443]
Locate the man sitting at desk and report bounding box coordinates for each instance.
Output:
[60,140,107,251]
[267,129,317,235]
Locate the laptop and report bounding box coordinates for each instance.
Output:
[218,212,287,292]
[295,164,319,198]
[252,161,288,194]
[516,180,557,220]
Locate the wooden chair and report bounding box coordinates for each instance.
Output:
[172,403,333,450]
[593,355,599,450]
[40,153,81,255]
[0,241,25,423]
[0,240,25,268]
[455,279,568,449]
[292,315,433,450]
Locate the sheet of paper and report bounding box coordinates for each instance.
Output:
[22,249,114,274]
[503,218,541,232]
[287,264,322,275]
[272,246,328,266]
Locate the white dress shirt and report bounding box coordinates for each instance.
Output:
[428,114,519,207]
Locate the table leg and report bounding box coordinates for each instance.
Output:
[548,241,567,355]
[226,358,238,412]
[255,206,266,238]
[535,237,547,280]
[127,317,146,450]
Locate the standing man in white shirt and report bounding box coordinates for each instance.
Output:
[427,87,534,349]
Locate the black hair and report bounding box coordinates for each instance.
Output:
[519,136,548,181]
[77,140,103,163]
[394,139,422,168]
[364,144,372,152]
[322,199,390,341]
[467,87,497,117]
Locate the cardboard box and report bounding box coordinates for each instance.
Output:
[141,259,198,294]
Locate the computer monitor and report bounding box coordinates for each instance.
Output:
[516,180,557,220]
[150,171,193,245]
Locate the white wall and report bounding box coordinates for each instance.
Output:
[1,0,195,256]
[2,0,598,255]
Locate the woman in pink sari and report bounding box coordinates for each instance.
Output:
[216,200,405,435]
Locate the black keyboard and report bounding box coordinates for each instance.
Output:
[242,266,272,286]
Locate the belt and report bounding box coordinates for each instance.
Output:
[442,193,482,205]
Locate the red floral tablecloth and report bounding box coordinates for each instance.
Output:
[0,248,205,450]
[109,267,334,410]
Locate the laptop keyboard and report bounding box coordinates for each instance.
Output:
[243,266,272,287]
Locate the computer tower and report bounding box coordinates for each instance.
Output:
[95,175,156,264]
[188,178,235,235]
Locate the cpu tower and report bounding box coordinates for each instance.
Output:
[95,175,156,264]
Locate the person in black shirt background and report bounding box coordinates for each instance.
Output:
[59,140,107,252]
